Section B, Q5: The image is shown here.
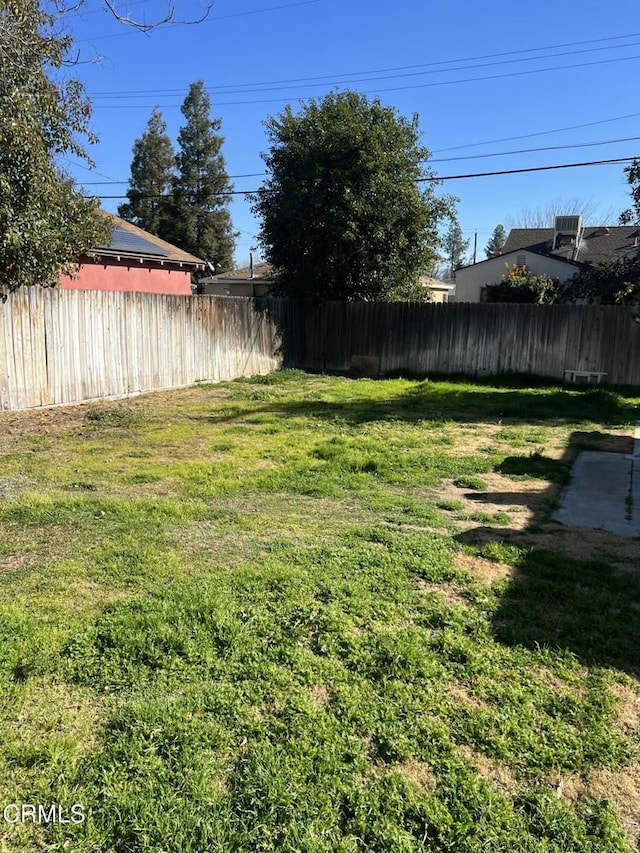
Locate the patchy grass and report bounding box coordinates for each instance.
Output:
[0,372,638,852]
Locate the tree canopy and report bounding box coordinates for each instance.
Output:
[483,264,559,303]
[561,253,640,304]
[441,219,469,281]
[485,224,506,258]
[252,91,451,301]
[0,0,108,295]
[118,108,175,237]
[164,81,236,272]
[619,159,640,225]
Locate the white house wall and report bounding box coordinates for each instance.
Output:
[454,252,577,303]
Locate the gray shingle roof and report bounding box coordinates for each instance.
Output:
[501,226,640,265]
[209,262,274,282]
[92,213,205,267]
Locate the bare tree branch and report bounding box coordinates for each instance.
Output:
[506,196,620,229]
[53,0,213,31]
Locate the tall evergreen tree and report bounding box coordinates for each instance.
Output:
[118,108,175,237]
[169,81,236,270]
[485,224,506,258]
[442,219,469,281]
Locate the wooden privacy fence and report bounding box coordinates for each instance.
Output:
[262,300,640,386]
[0,288,282,411]
[2,290,640,411]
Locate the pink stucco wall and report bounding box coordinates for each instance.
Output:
[60,258,192,296]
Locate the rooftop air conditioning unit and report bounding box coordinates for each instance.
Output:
[555,216,582,233]
[554,215,582,250]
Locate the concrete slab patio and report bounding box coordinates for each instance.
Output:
[553,422,640,537]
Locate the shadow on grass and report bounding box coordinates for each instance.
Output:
[465,532,640,677]
[456,429,640,678]
[203,383,638,428]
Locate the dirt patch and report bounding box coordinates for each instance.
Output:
[458,522,640,573]
[517,525,640,572]
[556,765,640,850]
[610,681,640,737]
[306,684,330,709]
[453,552,513,584]
[458,744,519,794]
[449,682,489,712]
[0,554,31,574]
[0,385,232,440]
[438,471,554,533]
[393,760,437,794]
[413,578,469,609]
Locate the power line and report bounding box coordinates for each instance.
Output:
[432,112,640,153]
[429,135,640,164]
[71,135,640,186]
[89,156,640,198]
[89,52,640,109]
[88,38,640,100]
[86,30,640,95]
[418,156,640,183]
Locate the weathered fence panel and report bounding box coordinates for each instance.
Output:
[0,289,282,411]
[263,299,640,386]
[2,291,640,412]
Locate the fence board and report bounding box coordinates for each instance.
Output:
[2,291,640,413]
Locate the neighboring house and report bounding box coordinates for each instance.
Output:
[201,264,456,302]
[59,213,205,296]
[454,216,640,302]
[421,275,455,303]
[200,262,274,297]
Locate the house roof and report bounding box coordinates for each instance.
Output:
[91,213,205,268]
[501,225,640,266]
[204,262,274,283]
[420,275,455,291]
[456,248,581,272]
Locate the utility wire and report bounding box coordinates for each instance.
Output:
[89,156,640,199]
[89,39,640,99]
[86,30,640,93]
[432,112,640,153]
[72,135,640,186]
[89,52,640,108]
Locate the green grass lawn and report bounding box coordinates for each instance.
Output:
[0,372,639,852]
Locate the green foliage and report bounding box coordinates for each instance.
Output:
[485,224,507,258]
[562,251,640,304]
[442,218,470,281]
[166,81,236,271]
[252,90,452,301]
[117,108,175,237]
[0,0,108,294]
[619,159,640,225]
[484,264,559,304]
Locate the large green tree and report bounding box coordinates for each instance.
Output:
[118,108,175,237]
[485,224,506,259]
[168,81,236,270]
[0,0,107,295]
[252,91,451,301]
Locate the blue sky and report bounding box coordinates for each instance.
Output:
[60,0,640,268]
